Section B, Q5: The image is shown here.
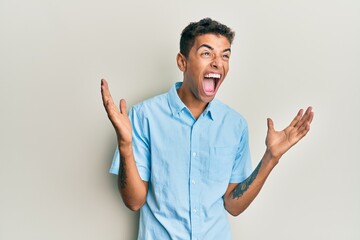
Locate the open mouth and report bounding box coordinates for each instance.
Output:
[203,73,221,95]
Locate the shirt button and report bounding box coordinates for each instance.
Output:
[193,208,197,213]
[192,152,197,157]
[191,180,196,184]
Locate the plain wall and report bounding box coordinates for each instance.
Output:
[1,0,359,239]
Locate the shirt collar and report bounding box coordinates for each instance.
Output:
[168,82,187,116]
[202,100,216,121]
[168,82,216,121]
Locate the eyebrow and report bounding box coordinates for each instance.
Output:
[197,44,231,53]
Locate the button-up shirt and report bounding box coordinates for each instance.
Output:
[110,82,252,240]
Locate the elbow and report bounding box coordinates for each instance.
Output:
[118,179,148,212]
[225,201,246,217]
[121,193,147,212]
[227,208,244,217]
[124,202,144,211]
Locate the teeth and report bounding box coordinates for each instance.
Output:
[205,73,220,79]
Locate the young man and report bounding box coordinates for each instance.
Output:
[101,18,314,240]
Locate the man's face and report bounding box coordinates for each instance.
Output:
[178,33,231,104]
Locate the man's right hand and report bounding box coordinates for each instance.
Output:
[101,79,148,210]
[101,79,132,150]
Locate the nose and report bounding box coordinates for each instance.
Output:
[210,55,223,69]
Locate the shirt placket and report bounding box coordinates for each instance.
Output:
[189,120,202,240]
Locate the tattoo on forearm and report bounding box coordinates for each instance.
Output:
[119,156,127,189]
[232,160,263,199]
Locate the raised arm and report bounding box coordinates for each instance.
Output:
[101,79,148,211]
[224,107,314,216]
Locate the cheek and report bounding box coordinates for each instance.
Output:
[224,64,229,75]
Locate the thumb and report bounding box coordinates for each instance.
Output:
[119,99,128,115]
[267,118,274,132]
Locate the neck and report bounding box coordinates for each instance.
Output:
[177,86,207,120]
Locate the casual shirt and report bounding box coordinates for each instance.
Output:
[110,82,252,240]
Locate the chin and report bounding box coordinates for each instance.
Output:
[201,93,216,103]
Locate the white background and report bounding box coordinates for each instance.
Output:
[1,0,359,239]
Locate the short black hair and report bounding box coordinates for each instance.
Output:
[180,18,235,58]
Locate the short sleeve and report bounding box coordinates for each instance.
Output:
[108,106,151,181]
[229,125,252,183]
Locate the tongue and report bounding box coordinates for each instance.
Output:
[203,78,215,93]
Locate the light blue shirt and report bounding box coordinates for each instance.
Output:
[110,82,252,240]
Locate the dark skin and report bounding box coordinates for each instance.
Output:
[101,33,314,213]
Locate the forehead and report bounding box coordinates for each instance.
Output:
[192,33,231,51]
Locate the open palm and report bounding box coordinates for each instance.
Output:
[101,79,132,146]
[266,107,314,159]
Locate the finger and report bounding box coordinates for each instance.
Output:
[295,121,311,140]
[304,107,314,124]
[101,79,116,109]
[295,109,314,138]
[101,79,110,101]
[267,118,274,132]
[119,99,128,115]
[308,111,314,124]
[290,109,303,127]
[300,111,314,135]
[294,106,313,128]
[101,78,108,92]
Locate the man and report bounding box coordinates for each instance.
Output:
[101,18,314,240]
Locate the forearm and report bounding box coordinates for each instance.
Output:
[224,107,313,216]
[118,144,148,211]
[101,80,148,210]
[224,151,278,216]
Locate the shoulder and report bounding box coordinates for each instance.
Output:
[130,92,169,117]
[212,99,248,126]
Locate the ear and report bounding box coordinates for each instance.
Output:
[176,53,187,72]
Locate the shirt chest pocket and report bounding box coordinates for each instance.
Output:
[207,146,237,182]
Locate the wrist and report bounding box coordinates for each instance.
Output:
[118,142,133,158]
[262,149,281,169]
